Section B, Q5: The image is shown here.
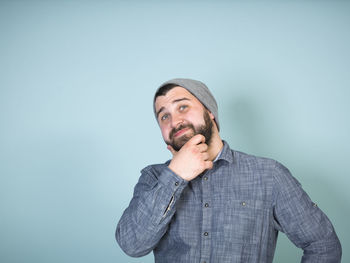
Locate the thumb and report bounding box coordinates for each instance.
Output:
[167,144,177,156]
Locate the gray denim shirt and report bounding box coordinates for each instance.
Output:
[116,141,341,262]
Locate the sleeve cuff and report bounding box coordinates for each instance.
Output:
[158,165,188,193]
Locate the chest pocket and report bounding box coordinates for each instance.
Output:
[223,199,269,244]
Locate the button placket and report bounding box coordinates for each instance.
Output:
[200,172,211,263]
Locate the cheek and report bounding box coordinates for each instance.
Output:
[188,112,205,126]
[160,126,170,141]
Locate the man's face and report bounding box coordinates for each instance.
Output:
[154,86,214,151]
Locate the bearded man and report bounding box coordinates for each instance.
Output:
[115,78,341,263]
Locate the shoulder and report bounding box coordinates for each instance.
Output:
[232,149,278,171]
[233,149,301,194]
[232,150,298,182]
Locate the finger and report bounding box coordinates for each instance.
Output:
[197,143,208,152]
[188,134,205,145]
[201,152,210,161]
[167,145,177,156]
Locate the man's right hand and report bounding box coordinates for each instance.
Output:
[167,134,213,181]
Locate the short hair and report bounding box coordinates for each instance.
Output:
[153,84,178,104]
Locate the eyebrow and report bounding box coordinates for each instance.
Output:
[156,97,190,119]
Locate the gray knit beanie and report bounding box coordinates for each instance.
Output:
[153,78,219,130]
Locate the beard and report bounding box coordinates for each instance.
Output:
[166,110,213,151]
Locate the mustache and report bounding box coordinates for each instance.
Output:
[169,124,194,140]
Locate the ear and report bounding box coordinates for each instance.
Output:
[208,111,215,120]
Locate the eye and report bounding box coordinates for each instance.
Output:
[161,114,169,121]
[179,105,188,111]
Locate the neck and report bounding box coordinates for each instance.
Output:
[207,132,223,161]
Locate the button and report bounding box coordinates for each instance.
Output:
[241,201,246,206]
[175,182,179,186]
[204,232,209,236]
[203,176,208,181]
[204,203,209,208]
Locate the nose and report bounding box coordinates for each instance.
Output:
[171,113,183,128]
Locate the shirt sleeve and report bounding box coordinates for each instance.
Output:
[272,161,342,263]
[115,164,188,257]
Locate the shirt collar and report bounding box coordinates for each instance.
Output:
[215,140,234,164]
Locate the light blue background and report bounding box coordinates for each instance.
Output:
[1,1,349,262]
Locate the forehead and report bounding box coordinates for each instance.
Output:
[154,86,202,112]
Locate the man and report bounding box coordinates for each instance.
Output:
[116,78,342,262]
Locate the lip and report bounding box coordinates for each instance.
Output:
[174,128,190,137]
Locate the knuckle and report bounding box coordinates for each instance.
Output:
[193,134,200,139]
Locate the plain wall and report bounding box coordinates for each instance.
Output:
[1,0,349,262]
